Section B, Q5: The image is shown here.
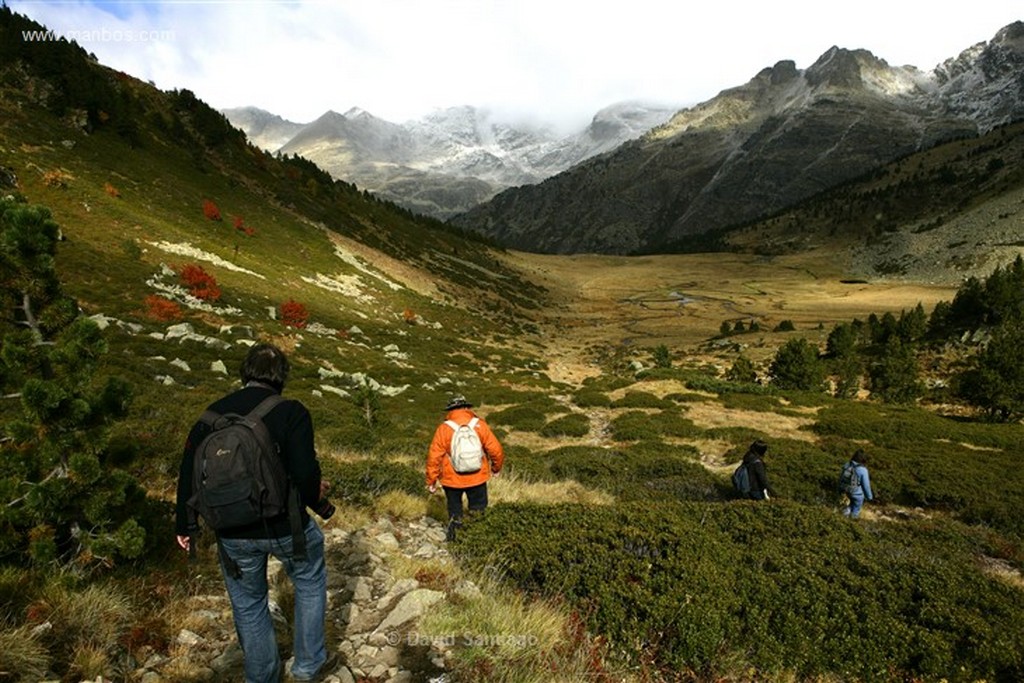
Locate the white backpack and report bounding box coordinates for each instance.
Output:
[445,417,484,473]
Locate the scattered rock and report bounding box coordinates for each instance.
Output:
[138,516,453,682]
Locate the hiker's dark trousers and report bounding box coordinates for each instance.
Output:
[443,482,488,520]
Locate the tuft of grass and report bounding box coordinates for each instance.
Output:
[490,469,615,506]
[374,490,430,520]
[417,569,620,683]
[0,625,51,681]
[43,582,132,652]
[69,643,110,681]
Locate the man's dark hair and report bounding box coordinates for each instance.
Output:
[852,448,869,464]
[240,343,290,392]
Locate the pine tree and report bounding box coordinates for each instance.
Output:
[726,355,758,384]
[955,319,1024,421]
[769,338,824,391]
[868,338,921,404]
[826,322,857,358]
[0,196,147,571]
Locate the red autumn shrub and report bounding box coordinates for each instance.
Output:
[144,295,183,321]
[177,264,221,301]
[232,215,256,237]
[202,199,222,221]
[104,182,120,198]
[280,299,309,329]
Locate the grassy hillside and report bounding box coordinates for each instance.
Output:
[2,8,1023,682]
[0,6,555,477]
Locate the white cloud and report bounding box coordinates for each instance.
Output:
[9,0,1018,131]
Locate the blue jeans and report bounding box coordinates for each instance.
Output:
[218,519,327,683]
[844,493,866,518]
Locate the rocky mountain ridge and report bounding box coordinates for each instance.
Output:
[452,21,1024,254]
[223,102,677,220]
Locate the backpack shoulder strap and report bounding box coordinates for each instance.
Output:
[468,417,480,429]
[198,409,221,427]
[247,393,285,421]
[444,419,460,431]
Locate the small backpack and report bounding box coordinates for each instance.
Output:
[445,417,484,474]
[839,462,861,494]
[732,462,752,495]
[187,394,294,532]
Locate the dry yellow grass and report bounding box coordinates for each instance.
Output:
[489,469,615,506]
[417,568,629,683]
[507,249,957,384]
[684,401,818,443]
[374,490,430,520]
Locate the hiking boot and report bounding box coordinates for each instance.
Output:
[285,652,340,682]
[445,518,463,542]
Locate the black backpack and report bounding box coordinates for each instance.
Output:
[187,394,292,530]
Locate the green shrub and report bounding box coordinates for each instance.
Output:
[609,410,700,442]
[726,355,758,384]
[572,389,611,408]
[580,375,634,392]
[328,460,423,507]
[663,392,711,404]
[486,404,551,432]
[652,344,671,368]
[813,401,1024,535]
[610,391,672,409]
[456,502,1024,681]
[685,375,776,396]
[719,392,788,413]
[527,443,718,503]
[539,413,590,438]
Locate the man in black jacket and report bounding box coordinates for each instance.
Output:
[175,343,334,683]
[742,439,772,500]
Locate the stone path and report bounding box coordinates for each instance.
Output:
[135,516,460,682]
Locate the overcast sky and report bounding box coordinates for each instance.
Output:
[10,1,1020,131]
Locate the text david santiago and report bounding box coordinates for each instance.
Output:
[388,632,539,648]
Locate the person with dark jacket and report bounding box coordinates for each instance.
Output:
[175,343,335,683]
[742,439,771,500]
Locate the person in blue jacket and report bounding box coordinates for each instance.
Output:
[839,449,873,518]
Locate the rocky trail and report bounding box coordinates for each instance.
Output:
[137,515,462,683]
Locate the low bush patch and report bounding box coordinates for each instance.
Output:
[457,502,1024,681]
[539,413,590,438]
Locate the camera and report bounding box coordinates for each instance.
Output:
[313,497,336,521]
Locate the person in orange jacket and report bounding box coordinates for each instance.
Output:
[426,395,505,541]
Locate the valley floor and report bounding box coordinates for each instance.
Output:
[507,249,957,384]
